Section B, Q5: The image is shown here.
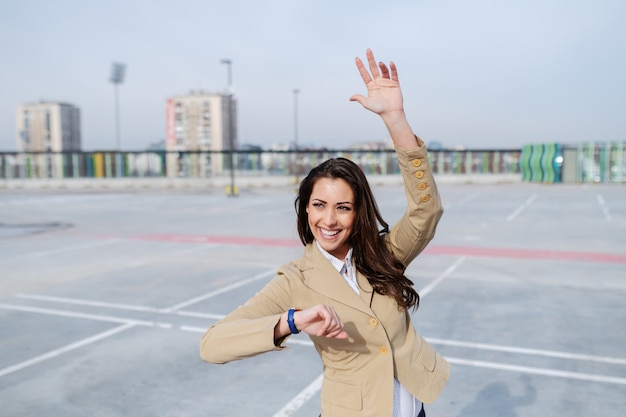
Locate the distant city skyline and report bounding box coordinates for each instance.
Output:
[1,0,624,152]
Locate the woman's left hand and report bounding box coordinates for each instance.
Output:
[349,48,404,117]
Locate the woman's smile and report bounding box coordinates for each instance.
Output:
[319,227,341,238]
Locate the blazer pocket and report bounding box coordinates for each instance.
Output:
[417,336,437,372]
[321,377,363,411]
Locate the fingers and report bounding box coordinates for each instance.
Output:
[354,57,372,85]
[296,305,349,340]
[379,62,390,79]
[349,93,366,104]
[354,49,395,84]
[317,306,342,336]
[314,305,348,339]
[365,48,380,79]
[389,61,399,82]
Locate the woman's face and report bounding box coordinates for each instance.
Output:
[306,177,355,260]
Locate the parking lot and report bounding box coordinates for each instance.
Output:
[1,181,625,416]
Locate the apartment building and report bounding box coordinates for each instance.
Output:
[16,101,81,152]
[165,91,236,177]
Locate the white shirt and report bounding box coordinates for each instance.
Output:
[316,241,423,417]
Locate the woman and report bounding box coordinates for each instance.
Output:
[200,49,449,417]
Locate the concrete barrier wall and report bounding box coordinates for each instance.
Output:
[0,173,522,191]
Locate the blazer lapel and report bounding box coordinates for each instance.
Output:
[356,270,375,308]
[298,243,373,316]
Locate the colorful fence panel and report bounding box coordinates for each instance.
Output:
[520,143,563,183]
[578,142,625,183]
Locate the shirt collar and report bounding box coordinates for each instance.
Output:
[315,240,353,273]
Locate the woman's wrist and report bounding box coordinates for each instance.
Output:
[382,111,419,149]
[287,308,300,334]
[274,311,291,342]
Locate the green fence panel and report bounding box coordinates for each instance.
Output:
[520,143,562,183]
[520,145,532,181]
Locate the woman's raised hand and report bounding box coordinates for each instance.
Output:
[349,48,404,117]
[350,48,420,149]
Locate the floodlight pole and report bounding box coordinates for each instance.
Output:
[109,62,126,178]
[114,84,121,152]
[221,59,237,197]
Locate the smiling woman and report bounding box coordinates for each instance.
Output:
[200,49,449,417]
[296,165,360,259]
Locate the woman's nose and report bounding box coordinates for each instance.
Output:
[323,209,336,225]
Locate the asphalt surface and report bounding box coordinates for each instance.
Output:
[1,182,625,417]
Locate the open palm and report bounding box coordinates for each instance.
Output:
[350,48,404,116]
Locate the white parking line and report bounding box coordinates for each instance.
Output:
[180,325,211,333]
[427,337,626,365]
[418,256,465,297]
[444,193,479,210]
[17,293,163,313]
[597,194,612,221]
[0,323,135,378]
[175,310,225,320]
[447,357,626,385]
[0,303,173,328]
[160,268,276,312]
[506,194,537,222]
[5,239,122,262]
[16,268,275,316]
[272,374,324,417]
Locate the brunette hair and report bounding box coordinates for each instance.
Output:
[295,157,419,310]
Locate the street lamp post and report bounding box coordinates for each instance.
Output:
[109,62,126,177]
[293,89,300,151]
[293,88,300,182]
[221,59,237,197]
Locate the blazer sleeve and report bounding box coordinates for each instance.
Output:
[199,266,297,364]
[386,144,443,267]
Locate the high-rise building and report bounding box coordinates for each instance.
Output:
[165,91,237,176]
[165,91,236,152]
[16,101,81,152]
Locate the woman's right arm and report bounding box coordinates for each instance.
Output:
[200,268,348,364]
[200,273,292,364]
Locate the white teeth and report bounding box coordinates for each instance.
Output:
[321,229,340,237]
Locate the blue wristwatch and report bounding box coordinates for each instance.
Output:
[287,308,300,334]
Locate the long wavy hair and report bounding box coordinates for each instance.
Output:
[295,157,419,310]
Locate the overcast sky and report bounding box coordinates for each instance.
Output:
[1,0,624,151]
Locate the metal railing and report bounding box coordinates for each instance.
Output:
[0,149,522,180]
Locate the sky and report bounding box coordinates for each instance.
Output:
[1,0,624,151]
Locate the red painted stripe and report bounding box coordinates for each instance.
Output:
[422,245,626,264]
[132,233,302,248]
[130,233,626,264]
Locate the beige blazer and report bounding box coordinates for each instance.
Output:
[200,146,450,417]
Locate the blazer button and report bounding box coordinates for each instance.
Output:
[421,194,431,203]
[412,159,422,167]
[369,318,378,326]
[418,182,427,191]
[379,346,389,355]
[414,170,424,179]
